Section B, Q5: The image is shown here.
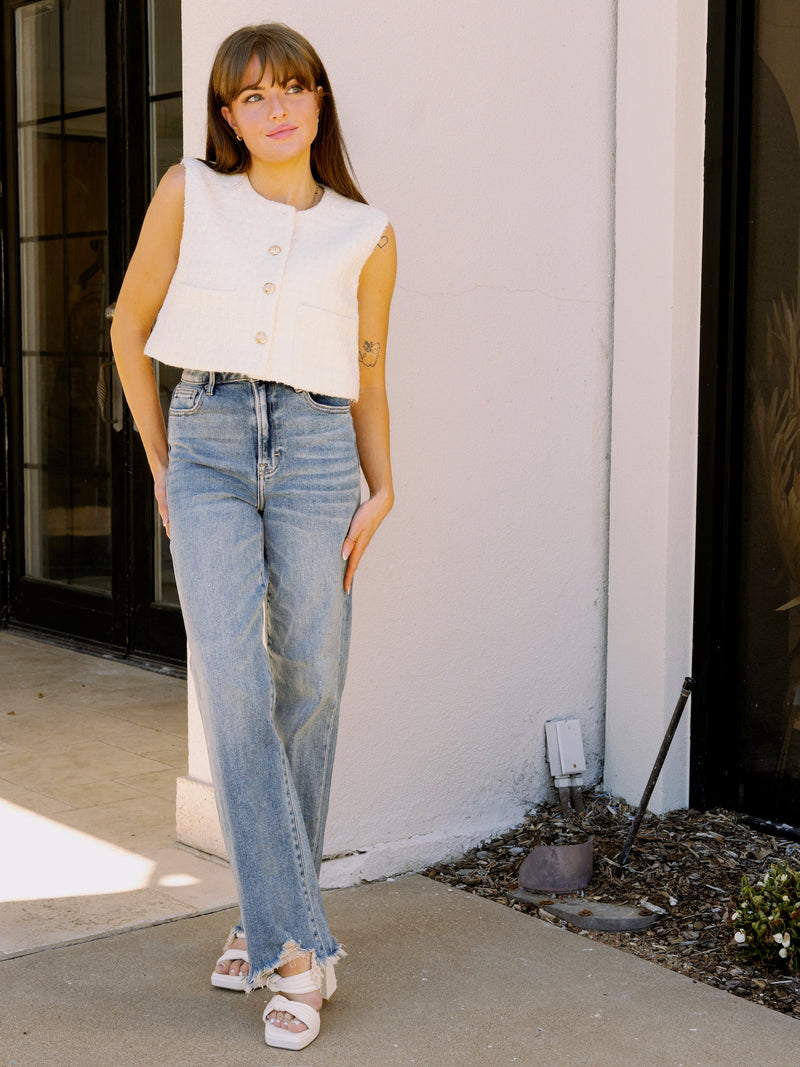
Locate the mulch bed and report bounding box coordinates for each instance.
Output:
[425,792,800,1018]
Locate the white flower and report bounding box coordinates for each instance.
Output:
[731,911,739,922]
[782,932,791,948]
[773,933,784,944]
[734,930,746,943]
[779,948,788,959]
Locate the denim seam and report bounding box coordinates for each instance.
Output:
[300,391,353,414]
[280,745,329,952]
[310,679,341,865]
[254,382,279,511]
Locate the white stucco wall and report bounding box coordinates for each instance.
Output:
[604,0,707,812]
[176,0,617,883]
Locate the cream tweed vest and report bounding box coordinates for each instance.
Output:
[145,157,389,399]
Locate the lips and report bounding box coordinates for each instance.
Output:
[268,124,298,138]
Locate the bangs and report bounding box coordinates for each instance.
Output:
[216,31,319,104]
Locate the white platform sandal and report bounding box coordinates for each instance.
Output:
[211,946,257,991]
[262,962,337,1052]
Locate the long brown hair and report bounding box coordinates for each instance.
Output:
[205,23,366,204]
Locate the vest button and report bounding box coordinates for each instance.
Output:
[255,331,268,344]
[263,282,276,294]
[269,245,281,256]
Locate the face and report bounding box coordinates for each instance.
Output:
[221,56,321,166]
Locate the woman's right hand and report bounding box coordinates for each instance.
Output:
[153,463,170,539]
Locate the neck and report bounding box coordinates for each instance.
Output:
[246,157,320,209]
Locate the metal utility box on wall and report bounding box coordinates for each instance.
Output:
[545,719,586,776]
[545,718,587,813]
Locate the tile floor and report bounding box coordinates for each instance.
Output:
[0,631,237,958]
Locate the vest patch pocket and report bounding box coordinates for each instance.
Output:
[296,303,358,394]
[169,382,205,416]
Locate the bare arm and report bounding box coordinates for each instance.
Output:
[110,164,185,535]
[342,224,397,592]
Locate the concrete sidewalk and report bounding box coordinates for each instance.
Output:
[1,875,798,1067]
[1,632,798,1064]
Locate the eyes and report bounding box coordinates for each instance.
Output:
[242,83,306,104]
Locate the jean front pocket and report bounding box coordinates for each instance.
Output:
[301,391,352,413]
[169,382,206,416]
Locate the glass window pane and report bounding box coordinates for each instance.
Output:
[65,113,107,234]
[67,235,107,354]
[149,0,182,95]
[16,1,60,122]
[20,240,65,352]
[150,96,183,189]
[22,349,112,591]
[18,123,63,238]
[63,0,106,112]
[23,353,65,578]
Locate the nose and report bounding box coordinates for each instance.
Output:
[267,89,287,120]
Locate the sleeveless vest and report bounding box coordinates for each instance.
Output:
[145,157,389,399]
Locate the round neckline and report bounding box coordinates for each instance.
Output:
[242,174,327,213]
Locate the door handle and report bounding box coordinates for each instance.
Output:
[98,302,124,431]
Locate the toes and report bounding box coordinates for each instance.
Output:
[216,957,248,976]
[267,1010,307,1033]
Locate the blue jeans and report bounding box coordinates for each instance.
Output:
[166,370,360,988]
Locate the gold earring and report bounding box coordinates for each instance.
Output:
[236,134,243,142]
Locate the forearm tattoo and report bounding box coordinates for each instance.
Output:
[360,340,381,367]
[377,235,389,248]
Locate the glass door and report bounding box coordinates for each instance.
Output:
[694,0,800,828]
[2,0,185,662]
[735,0,800,821]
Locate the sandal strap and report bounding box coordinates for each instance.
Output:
[265,964,322,995]
[262,994,320,1031]
[215,949,250,965]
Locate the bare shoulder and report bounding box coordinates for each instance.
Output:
[153,162,186,206]
[138,162,185,244]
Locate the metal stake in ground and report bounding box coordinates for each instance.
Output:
[617,677,696,866]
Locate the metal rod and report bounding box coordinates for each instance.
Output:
[617,677,696,866]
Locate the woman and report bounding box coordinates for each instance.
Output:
[111,23,395,1052]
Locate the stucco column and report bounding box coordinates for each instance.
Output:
[604,0,707,812]
[173,0,301,861]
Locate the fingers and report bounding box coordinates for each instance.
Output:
[154,466,170,539]
[156,488,170,540]
[342,516,373,594]
[343,537,366,594]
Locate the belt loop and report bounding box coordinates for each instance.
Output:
[205,371,215,395]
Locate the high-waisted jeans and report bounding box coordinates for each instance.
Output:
[166,370,361,988]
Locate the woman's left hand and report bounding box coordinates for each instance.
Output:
[342,488,393,593]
